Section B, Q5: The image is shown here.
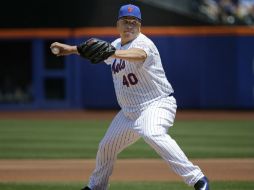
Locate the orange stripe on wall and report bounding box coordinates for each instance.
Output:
[0,26,254,39]
[142,26,254,36]
[0,28,72,39]
[73,27,118,37]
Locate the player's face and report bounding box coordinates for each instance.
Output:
[117,17,141,45]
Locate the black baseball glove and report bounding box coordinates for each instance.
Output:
[77,38,116,64]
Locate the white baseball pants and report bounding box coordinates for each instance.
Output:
[88,96,204,190]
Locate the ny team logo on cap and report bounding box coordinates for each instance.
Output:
[128,6,133,13]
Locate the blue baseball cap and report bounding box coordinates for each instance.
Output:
[118,4,142,21]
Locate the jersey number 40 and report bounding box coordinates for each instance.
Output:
[123,73,138,87]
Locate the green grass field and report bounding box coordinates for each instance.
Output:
[0,119,253,190]
[0,181,254,190]
[0,120,253,159]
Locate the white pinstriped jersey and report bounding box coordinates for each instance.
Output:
[105,33,174,113]
[89,34,205,190]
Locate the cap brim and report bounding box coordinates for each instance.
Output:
[118,16,142,21]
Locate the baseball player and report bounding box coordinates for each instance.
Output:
[50,4,209,190]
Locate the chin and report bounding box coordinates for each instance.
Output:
[124,33,135,40]
[124,32,132,36]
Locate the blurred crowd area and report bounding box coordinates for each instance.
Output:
[194,0,254,25]
[0,76,33,104]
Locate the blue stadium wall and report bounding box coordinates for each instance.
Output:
[78,35,254,109]
[0,28,253,110]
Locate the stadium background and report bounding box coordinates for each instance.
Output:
[0,0,254,190]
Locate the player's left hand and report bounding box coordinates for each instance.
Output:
[77,38,116,64]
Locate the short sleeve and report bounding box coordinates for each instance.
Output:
[132,38,157,66]
[132,40,152,58]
